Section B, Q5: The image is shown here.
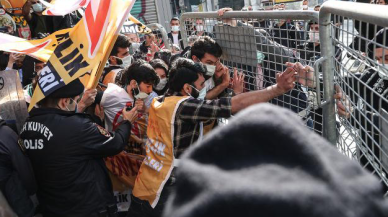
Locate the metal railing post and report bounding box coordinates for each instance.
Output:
[319,3,337,145]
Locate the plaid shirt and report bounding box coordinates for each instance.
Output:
[163,95,232,158]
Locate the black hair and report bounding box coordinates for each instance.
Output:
[120,59,159,86]
[154,49,172,66]
[150,59,169,77]
[110,34,131,57]
[190,36,223,60]
[169,53,182,69]
[171,17,180,23]
[314,4,321,8]
[168,58,206,93]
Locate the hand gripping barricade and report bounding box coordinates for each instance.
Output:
[180,10,324,132]
[180,3,388,194]
[319,2,388,194]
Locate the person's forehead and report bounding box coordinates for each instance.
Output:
[202,53,219,61]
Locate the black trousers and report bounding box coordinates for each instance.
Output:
[127,180,175,217]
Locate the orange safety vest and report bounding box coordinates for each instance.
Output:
[132,96,190,208]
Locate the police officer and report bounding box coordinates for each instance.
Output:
[20,78,138,217]
[0,118,36,217]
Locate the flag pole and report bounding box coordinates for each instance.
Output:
[86,33,119,89]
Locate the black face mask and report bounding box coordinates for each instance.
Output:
[190,85,200,99]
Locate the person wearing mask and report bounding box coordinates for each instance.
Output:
[168,17,184,49]
[0,118,37,217]
[22,0,48,39]
[101,34,133,89]
[101,60,159,151]
[302,0,309,10]
[192,19,214,38]
[163,103,388,217]
[19,78,138,216]
[344,28,388,185]
[128,57,297,217]
[127,33,141,55]
[150,59,169,96]
[191,36,245,100]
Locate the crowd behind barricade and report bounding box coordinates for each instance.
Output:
[1,1,388,217]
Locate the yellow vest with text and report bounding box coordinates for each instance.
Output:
[132,96,190,208]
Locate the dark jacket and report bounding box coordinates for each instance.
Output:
[19,108,131,217]
[0,120,36,217]
[167,32,184,49]
[271,22,298,49]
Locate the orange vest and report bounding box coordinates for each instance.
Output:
[132,96,189,208]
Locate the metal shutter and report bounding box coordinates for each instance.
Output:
[130,0,158,25]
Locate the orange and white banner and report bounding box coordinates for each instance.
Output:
[24,0,136,110]
[0,2,150,62]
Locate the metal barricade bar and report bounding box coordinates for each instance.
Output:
[180,11,325,135]
[147,23,171,50]
[320,1,388,193]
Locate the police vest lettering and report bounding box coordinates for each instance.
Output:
[21,122,53,149]
[24,139,44,149]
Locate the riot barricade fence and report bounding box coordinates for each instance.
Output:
[147,23,171,50]
[180,3,388,194]
[320,1,388,194]
[180,11,323,132]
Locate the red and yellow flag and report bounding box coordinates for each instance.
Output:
[25,0,134,111]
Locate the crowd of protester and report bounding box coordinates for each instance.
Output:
[1,1,388,217]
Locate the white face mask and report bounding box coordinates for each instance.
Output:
[377,64,388,80]
[302,5,308,9]
[205,64,216,77]
[64,98,78,112]
[309,32,320,43]
[155,77,167,91]
[198,87,207,100]
[120,55,132,68]
[134,83,149,100]
[171,26,180,32]
[32,3,44,12]
[196,25,204,32]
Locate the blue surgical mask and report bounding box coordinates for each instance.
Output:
[198,87,207,100]
[32,3,44,13]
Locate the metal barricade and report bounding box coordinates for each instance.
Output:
[320,2,388,193]
[147,23,171,50]
[180,11,324,133]
[180,4,388,193]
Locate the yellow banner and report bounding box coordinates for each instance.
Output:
[28,0,135,110]
[133,96,189,208]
